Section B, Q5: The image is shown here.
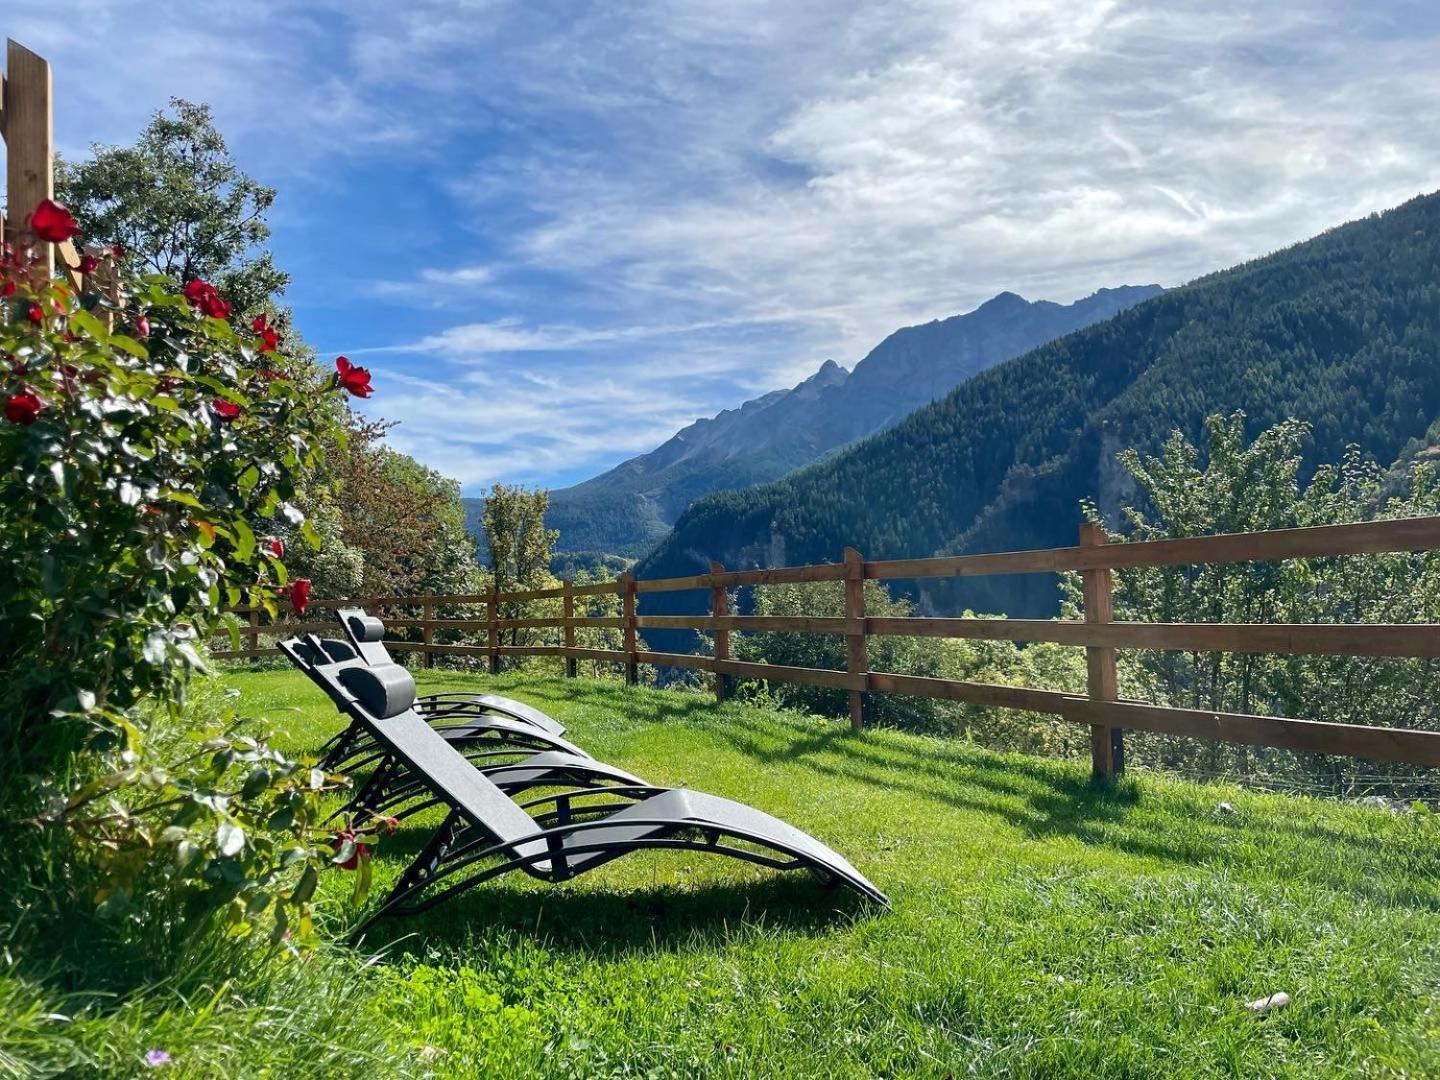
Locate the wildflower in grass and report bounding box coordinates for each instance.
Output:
[330,827,371,870]
[31,199,81,243]
[285,578,311,615]
[143,1049,171,1068]
[334,356,373,398]
[212,398,242,423]
[5,389,43,426]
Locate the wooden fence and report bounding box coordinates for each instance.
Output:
[2,39,118,293]
[214,516,1440,780]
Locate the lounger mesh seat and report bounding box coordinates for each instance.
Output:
[336,607,568,737]
[282,637,888,930]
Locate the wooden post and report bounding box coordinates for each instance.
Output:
[1080,522,1124,780]
[5,40,55,276]
[562,580,578,679]
[843,547,868,731]
[421,597,434,669]
[248,606,260,665]
[486,585,500,675]
[620,572,638,686]
[709,561,729,703]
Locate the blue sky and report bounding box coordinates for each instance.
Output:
[19,0,1440,493]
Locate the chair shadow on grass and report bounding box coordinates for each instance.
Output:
[353,836,877,959]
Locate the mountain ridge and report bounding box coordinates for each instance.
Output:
[538,283,1164,560]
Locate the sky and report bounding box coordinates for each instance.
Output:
[16,0,1440,493]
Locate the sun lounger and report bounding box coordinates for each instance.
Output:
[282,636,889,931]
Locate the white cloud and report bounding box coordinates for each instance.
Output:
[29,0,1440,491]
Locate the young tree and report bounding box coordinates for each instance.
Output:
[482,485,559,646]
[56,99,287,315]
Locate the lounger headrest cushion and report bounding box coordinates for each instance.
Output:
[345,613,387,643]
[319,638,359,663]
[337,662,416,719]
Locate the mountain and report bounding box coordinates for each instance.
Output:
[543,285,1164,560]
[637,191,1440,624]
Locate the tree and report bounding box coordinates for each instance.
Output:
[481,485,559,648]
[56,99,287,315]
[1074,411,1440,792]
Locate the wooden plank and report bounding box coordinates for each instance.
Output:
[385,641,486,657]
[636,649,716,672]
[867,515,1440,580]
[711,658,865,692]
[486,585,500,675]
[636,614,855,634]
[863,617,1440,657]
[212,648,278,660]
[866,672,1076,713]
[494,646,567,658]
[710,561,729,703]
[567,647,629,663]
[421,597,434,669]
[844,546,868,731]
[1063,698,1440,768]
[562,581,577,679]
[6,41,54,276]
[1081,523,1124,779]
[621,571,639,685]
[634,562,849,594]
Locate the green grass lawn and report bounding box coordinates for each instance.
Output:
[10,666,1440,1077]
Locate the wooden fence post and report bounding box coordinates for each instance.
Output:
[5,40,55,276]
[843,547,868,731]
[421,597,434,669]
[710,561,730,703]
[487,584,500,675]
[1080,522,1124,780]
[248,606,260,665]
[620,572,639,685]
[562,580,578,678]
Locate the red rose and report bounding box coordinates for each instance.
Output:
[329,828,370,871]
[78,254,99,275]
[258,326,280,353]
[263,537,284,559]
[335,356,373,398]
[4,388,42,425]
[134,314,150,339]
[286,578,311,615]
[31,199,80,244]
[26,304,43,325]
[1,281,14,297]
[212,398,242,422]
[110,243,125,261]
[251,313,269,333]
[182,278,231,320]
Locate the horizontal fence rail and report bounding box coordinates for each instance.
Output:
[214,515,1440,778]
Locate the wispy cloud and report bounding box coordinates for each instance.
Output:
[30,0,1440,493]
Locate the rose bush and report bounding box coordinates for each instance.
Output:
[0,203,374,939]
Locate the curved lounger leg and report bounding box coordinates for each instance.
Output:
[354,791,888,937]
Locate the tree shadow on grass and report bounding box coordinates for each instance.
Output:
[696,710,1440,913]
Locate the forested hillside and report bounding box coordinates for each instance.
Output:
[544,285,1162,560]
[638,191,1440,618]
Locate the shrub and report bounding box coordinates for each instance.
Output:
[0,209,374,937]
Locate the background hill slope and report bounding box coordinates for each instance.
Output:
[540,285,1163,560]
[638,191,1440,618]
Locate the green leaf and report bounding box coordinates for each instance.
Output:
[216,821,245,858]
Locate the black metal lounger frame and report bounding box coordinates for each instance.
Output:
[280,636,888,932]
